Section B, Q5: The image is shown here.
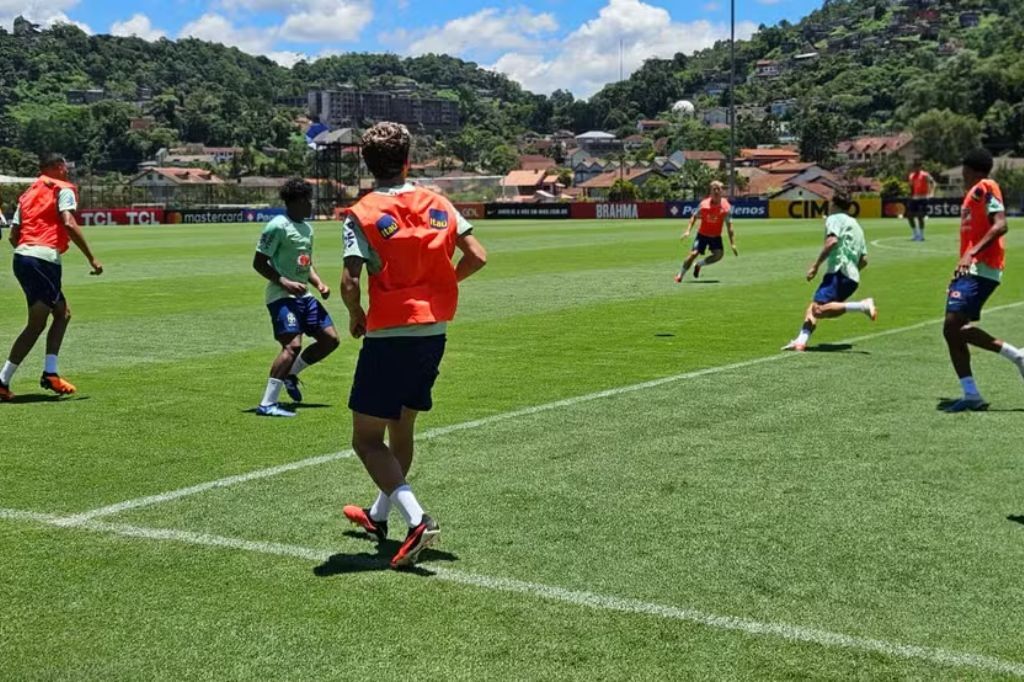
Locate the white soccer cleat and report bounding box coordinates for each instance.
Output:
[782,340,806,352]
[864,298,878,321]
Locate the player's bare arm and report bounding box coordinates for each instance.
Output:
[253,251,306,295]
[309,265,330,299]
[455,233,487,282]
[683,214,698,239]
[957,211,1008,277]
[62,210,102,275]
[341,256,366,338]
[807,235,838,281]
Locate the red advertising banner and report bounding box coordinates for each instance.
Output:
[453,203,486,220]
[78,208,165,226]
[571,202,665,220]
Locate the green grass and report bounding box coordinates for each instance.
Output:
[2,218,1024,680]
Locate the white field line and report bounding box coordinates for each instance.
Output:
[869,237,952,255]
[56,300,1024,526]
[3,506,1023,678]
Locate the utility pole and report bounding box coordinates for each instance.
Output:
[728,0,737,199]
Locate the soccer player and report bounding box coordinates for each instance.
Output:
[941,148,1024,412]
[0,154,103,402]
[676,181,737,282]
[783,191,877,351]
[339,122,487,568]
[252,178,339,418]
[907,159,935,242]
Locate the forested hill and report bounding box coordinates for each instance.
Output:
[0,18,543,174]
[580,0,1024,160]
[1,0,1022,175]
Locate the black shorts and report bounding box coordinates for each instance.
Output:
[906,199,928,218]
[348,335,447,420]
[13,254,64,308]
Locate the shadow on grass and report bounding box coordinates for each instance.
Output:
[313,532,458,577]
[8,394,91,404]
[241,402,333,415]
[687,280,721,285]
[654,333,676,338]
[932,398,1024,413]
[1008,515,1024,526]
[805,343,868,354]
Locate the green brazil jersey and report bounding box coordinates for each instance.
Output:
[257,215,314,304]
[824,212,867,283]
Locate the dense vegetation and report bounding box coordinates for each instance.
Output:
[1,0,1022,178]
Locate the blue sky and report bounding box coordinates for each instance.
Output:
[4,0,822,96]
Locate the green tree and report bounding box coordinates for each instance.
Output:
[796,111,842,166]
[639,175,675,200]
[485,143,518,175]
[911,109,982,168]
[679,160,716,199]
[608,178,638,201]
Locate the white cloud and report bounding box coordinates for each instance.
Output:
[279,0,373,42]
[398,7,558,56]
[0,0,89,32]
[490,0,757,97]
[179,12,277,54]
[110,13,165,41]
[703,2,721,11]
[267,50,308,67]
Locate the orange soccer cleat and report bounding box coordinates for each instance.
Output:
[342,505,388,543]
[0,382,13,402]
[40,373,76,395]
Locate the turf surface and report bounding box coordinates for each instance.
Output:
[2,217,1024,679]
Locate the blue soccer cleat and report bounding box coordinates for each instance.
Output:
[283,374,303,403]
[943,397,989,413]
[256,403,297,418]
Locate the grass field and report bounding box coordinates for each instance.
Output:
[2,217,1024,680]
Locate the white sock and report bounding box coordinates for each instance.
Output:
[999,343,1024,364]
[795,329,812,346]
[369,491,391,522]
[844,301,867,313]
[0,360,17,385]
[44,354,58,375]
[390,484,424,527]
[960,376,981,399]
[260,378,284,407]
[697,259,707,268]
[289,354,309,376]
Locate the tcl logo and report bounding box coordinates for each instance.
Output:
[79,210,164,225]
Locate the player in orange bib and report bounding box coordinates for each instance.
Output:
[0,154,103,402]
[942,149,1024,412]
[340,122,487,568]
[676,181,738,282]
[906,159,935,242]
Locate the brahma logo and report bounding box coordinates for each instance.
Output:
[428,209,449,230]
[596,204,639,220]
[376,215,399,239]
[297,253,311,268]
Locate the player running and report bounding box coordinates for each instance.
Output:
[907,160,935,242]
[340,122,487,568]
[676,181,737,282]
[783,191,877,351]
[941,148,1024,412]
[0,154,102,402]
[252,179,339,418]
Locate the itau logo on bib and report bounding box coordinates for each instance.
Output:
[297,253,311,267]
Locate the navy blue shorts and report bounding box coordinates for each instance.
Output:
[349,335,446,420]
[13,254,64,308]
[946,275,999,322]
[814,273,859,304]
[267,296,333,338]
[692,234,724,254]
[906,199,928,217]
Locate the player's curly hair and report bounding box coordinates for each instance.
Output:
[362,122,411,180]
[280,178,313,204]
[963,148,994,175]
[832,190,853,212]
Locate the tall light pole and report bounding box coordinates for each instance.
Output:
[728,0,737,199]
